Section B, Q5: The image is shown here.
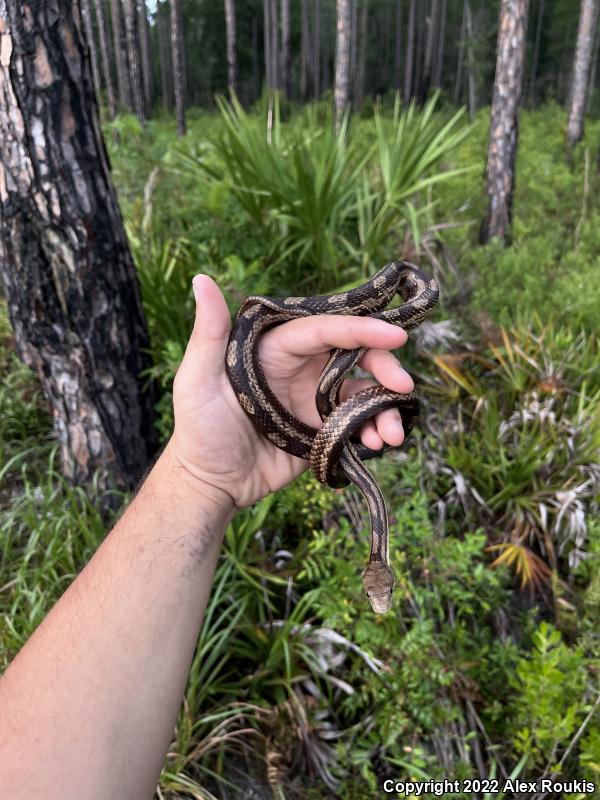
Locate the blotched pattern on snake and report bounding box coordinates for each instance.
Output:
[226,261,439,613]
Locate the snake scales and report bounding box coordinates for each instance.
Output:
[226,261,439,613]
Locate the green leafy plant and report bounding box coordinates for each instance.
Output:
[509,622,594,772]
[421,318,600,587]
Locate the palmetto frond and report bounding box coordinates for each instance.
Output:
[487,542,553,593]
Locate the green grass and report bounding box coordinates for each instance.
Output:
[1,101,600,797]
[435,101,600,330]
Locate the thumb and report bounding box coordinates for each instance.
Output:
[182,274,232,382]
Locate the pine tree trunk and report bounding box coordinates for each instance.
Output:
[465,0,476,118]
[300,0,312,99]
[587,22,600,111]
[380,1,392,88]
[481,0,530,244]
[313,0,321,99]
[424,0,438,87]
[110,0,131,108]
[122,0,146,123]
[394,0,402,92]
[334,0,352,128]
[355,0,368,105]
[224,0,237,93]
[94,0,117,118]
[412,0,425,100]
[82,0,102,102]
[171,0,186,135]
[566,0,600,147]
[433,0,446,89]
[0,0,158,492]
[158,1,173,110]
[403,0,415,103]
[138,0,153,111]
[322,2,331,90]
[350,0,357,89]
[281,0,291,96]
[453,0,467,104]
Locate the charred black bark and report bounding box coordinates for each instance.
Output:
[0,0,158,491]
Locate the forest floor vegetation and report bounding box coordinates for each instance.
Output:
[1,99,599,799]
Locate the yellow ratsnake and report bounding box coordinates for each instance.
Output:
[225,261,439,613]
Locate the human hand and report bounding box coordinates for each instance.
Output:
[167,274,414,511]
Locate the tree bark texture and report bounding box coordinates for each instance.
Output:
[0,0,158,491]
[110,0,130,108]
[465,0,476,118]
[412,0,424,100]
[355,0,368,105]
[453,0,467,104]
[587,21,600,111]
[424,0,438,86]
[433,0,446,88]
[94,0,117,118]
[138,0,153,111]
[224,0,237,92]
[334,0,351,129]
[170,0,186,135]
[157,0,173,109]
[122,0,146,123]
[82,0,101,102]
[350,0,357,87]
[481,0,530,244]
[566,0,600,146]
[280,0,290,96]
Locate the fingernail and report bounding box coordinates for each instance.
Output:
[192,274,203,302]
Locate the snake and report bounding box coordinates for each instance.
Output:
[225,261,439,613]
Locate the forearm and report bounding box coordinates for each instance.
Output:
[0,440,235,800]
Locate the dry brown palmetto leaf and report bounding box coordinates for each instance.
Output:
[487,542,553,593]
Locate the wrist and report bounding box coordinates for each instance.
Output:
[151,440,237,522]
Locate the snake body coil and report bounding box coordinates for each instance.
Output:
[226,261,439,613]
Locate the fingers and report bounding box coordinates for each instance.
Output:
[359,348,414,394]
[272,314,408,357]
[177,275,232,390]
[360,419,384,450]
[338,348,411,450]
[372,407,405,447]
[338,378,406,450]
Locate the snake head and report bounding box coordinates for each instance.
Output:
[362,563,396,614]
